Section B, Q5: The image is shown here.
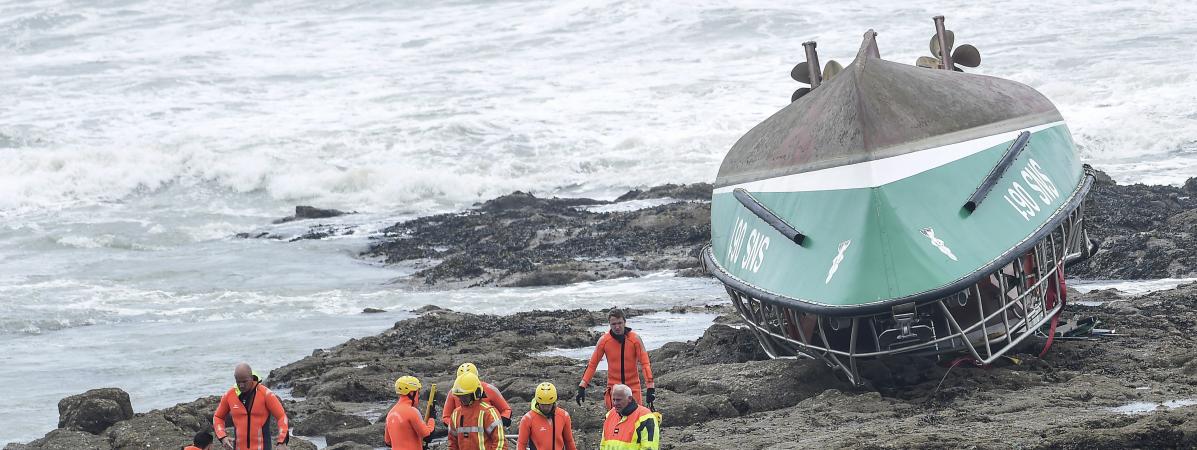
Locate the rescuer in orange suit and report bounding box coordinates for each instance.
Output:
[384,376,436,450]
[442,362,512,428]
[447,372,506,450]
[517,382,577,450]
[576,308,656,409]
[213,363,290,450]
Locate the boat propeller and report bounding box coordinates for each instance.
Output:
[916,16,981,71]
[790,41,842,102]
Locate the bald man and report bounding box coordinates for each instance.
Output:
[213,363,291,450]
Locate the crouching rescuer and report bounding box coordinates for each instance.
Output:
[600,384,659,450]
[447,372,506,450]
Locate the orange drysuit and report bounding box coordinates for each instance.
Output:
[517,403,577,450]
[442,381,511,426]
[580,329,654,408]
[184,447,206,450]
[448,399,506,450]
[385,395,435,450]
[213,383,289,450]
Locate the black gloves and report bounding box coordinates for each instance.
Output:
[575,387,586,405]
[646,388,656,408]
[428,404,437,421]
[502,416,512,427]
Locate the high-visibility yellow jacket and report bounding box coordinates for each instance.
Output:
[599,403,659,450]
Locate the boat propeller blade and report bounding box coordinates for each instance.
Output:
[952,44,981,67]
[822,60,843,80]
[791,87,810,102]
[915,56,941,69]
[929,29,955,57]
[791,62,811,84]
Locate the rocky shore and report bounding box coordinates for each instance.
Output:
[12,284,1197,449]
[11,175,1197,449]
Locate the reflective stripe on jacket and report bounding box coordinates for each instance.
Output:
[516,402,577,450]
[213,383,289,450]
[385,396,435,450]
[599,404,659,450]
[443,381,512,425]
[448,401,506,450]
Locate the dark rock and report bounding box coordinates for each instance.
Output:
[324,422,386,447]
[288,438,319,450]
[1184,177,1197,194]
[324,443,375,450]
[1092,169,1116,186]
[1071,180,1197,279]
[363,188,711,288]
[362,307,386,314]
[274,205,350,224]
[288,224,356,241]
[57,388,134,434]
[506,269,599,287]
[655,359,845,415]
[292,410,372,436]
[1168,209,1197,229]
[651,392,738,427]
[476,191,605,213]
[413,304,445,313]
[13,429,111,450]
[614,182,712,201]
[103,414,188,450]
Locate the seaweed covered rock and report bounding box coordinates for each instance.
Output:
[57,388,133,435]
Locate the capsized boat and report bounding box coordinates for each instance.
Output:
[703,17,1098,384]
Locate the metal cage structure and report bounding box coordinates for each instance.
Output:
[705,173,1096,385]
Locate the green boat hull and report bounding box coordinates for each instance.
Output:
[708,122,1088,314]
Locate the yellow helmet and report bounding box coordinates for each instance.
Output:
[457,362,478,377]
[394,376,421,396]
[451,372,482,397]
[534,382,557,405]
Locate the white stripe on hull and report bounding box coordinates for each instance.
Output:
[714,121,1066,194]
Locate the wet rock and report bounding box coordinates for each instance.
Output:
[103,414,188,450]
[476,191,605,213]
[288,438,319,450]
[8,429,111,450]
[1072,180,1197,279]
[1092,169,1116,187]
[656,359,846,415]
[361,185,711,288]
[1167,209,1197,229]
[614,183,713,202]
[291,410,372,436]
[21,293,1197,449]
[307,371,395,403]
[324,422,386,447]
[652,392,738,426]
[57,388,134,434]
[362,307,386,314]
[1184,177,1197,194]
[274,205,350,224]
[505,269,599,287]
[288,224,356,241]
[324,443,375,450]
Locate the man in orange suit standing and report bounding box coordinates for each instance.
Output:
[576,308,655,410]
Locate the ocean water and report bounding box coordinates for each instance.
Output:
[3,0,1197,444]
